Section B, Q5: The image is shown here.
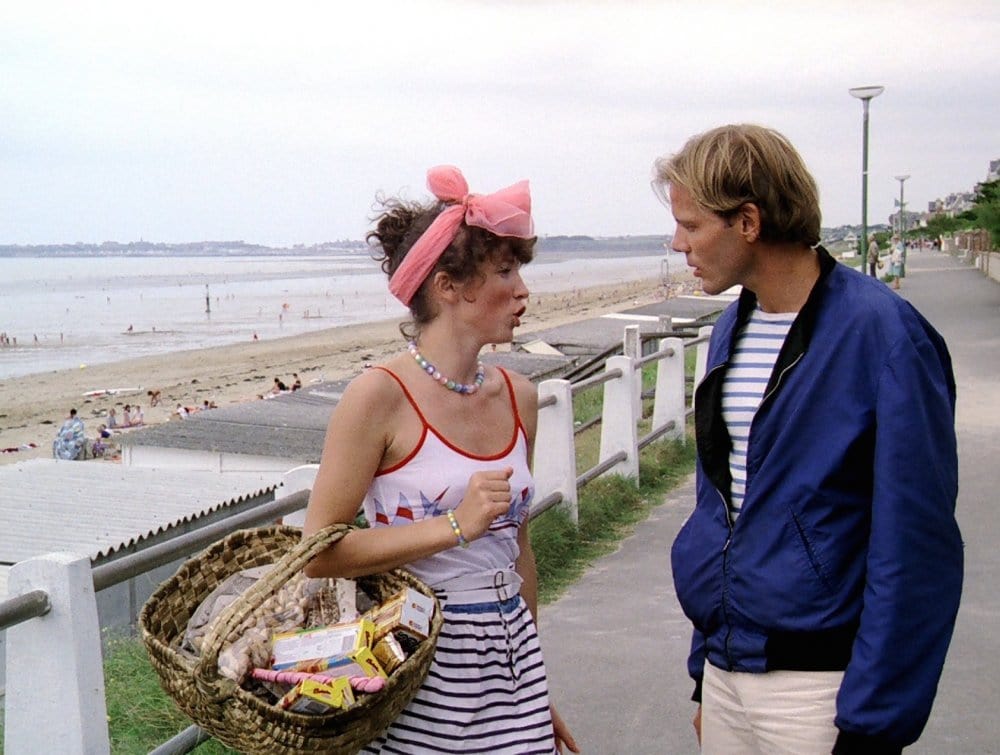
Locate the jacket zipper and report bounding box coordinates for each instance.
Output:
[718,353,803,671]
[717,487,735,669]
[759,352,804,407]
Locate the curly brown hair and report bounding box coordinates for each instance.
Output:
[367,195,535,337]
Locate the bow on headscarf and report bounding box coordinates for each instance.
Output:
[388,165,534,306]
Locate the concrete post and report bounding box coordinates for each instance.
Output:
[599,356,639,482]
[534,379,579,524]
[652,337,686,442]
[623,324,642,421]
[279,463,320,527]
[5,553,110,754]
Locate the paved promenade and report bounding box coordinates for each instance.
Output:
[538,249,1000,754]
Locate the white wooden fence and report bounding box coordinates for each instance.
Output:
[0,324,712,754]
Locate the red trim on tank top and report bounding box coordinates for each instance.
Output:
[370,365,525,475]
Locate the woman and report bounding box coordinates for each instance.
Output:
[890,237,904,290]
[303,165,578,754]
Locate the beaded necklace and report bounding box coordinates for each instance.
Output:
[408,341,485,395]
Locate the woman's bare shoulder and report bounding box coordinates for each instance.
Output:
[337,357,410,414]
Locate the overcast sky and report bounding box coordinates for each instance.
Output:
[2,1,997,246]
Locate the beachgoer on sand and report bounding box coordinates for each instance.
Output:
[53,408,87,460]
[302,165,578,754]
[147,389,161,406]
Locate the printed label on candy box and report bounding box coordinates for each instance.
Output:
[270,618,375,669]
[278,677,356,714]
[366,588,435,642]
[283,645,388,680]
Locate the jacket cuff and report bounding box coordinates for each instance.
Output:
[833,729,902,755]
[691,677,703,704]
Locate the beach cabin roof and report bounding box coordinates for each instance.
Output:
[516,295,728,355]
[0,458,279,596]
[119,356,575,468]
[120,381,349,464]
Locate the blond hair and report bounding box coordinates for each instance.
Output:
[653,124,821,246]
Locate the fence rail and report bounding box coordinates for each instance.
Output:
[0,322,713,754]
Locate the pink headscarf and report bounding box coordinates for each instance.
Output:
[388,165,534,306]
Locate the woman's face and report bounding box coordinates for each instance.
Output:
[458,247,530,343]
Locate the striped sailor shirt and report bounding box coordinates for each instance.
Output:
[721,307,795,522]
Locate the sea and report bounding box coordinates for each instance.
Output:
[0,248,683,380]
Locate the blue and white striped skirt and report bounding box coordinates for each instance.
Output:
[362,595,557,754]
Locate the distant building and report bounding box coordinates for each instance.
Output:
[922,158,998,224]
[925,191,976,218]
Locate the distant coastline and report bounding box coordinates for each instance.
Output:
[0,226,888,257]
[0,235,672,258]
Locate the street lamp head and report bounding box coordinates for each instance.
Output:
[894,174,910,182]
[849,85,885,101]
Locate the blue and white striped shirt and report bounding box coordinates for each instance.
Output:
[721,308,794,522]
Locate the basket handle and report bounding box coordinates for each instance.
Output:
[193,522,353,694]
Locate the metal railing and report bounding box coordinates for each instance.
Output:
[0,322,714,754]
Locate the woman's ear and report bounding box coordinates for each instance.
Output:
[431,271,459,303]
[738,203,761,243]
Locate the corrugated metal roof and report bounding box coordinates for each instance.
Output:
[0,459,280,573]
[513,298,725,354]
[119,357,575,461]
[121,381,348,460]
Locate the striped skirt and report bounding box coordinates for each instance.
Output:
[362,595,557,754]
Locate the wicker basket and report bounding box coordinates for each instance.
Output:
[139,523,442,754]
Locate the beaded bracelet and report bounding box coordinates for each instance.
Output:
[445,510,469,548]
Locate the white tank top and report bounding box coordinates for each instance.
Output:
[361,367,535,588]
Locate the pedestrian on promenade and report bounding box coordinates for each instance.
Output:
[301,165,578,754]
[867,233,880,277]
[652,124,963,754]
[890,236,904,290]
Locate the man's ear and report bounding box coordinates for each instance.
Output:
[738,203,761,243]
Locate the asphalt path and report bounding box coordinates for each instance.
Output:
[538,249,1000,754]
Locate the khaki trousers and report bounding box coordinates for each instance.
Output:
[701,662,844,754]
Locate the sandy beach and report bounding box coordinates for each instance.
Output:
[1,274,694,465]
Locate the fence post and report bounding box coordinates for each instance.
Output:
[534,379,579,525]
[599,355,639,482]
[692,325,712,410]
[623,324,642,421]
[652,337,686,442]
[5,553,110,754]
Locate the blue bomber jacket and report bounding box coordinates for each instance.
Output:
[671,247,963,751]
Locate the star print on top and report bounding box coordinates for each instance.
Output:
[362,366,535,588]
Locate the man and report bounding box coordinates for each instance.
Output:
[867,233,880,277]
[652,125,962,754]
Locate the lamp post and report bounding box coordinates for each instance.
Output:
[849,85,885,276]
[894,174,910,277]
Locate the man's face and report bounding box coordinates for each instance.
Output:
[668,184,753,296]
